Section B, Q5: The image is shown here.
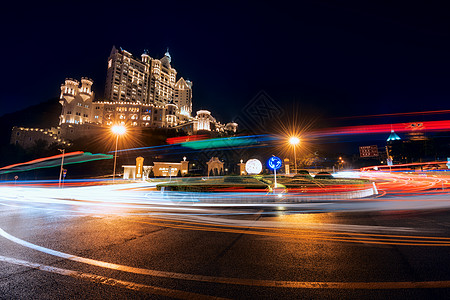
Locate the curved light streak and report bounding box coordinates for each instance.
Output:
[0,151,84,170]
[0,152,113,175]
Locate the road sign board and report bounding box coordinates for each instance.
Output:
[387,157,393,166]
[267,156,282,170]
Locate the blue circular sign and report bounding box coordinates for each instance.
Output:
[267,156,282,170]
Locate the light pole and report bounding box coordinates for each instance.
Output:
[58,148,65,188]
[111,125,126,183]
[289,137,300,174]
[338,157,344,171]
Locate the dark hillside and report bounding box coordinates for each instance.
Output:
[0,98,61,145]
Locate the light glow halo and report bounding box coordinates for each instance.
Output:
[245,159,262,175]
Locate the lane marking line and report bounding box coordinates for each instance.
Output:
[0,255,225,300]
[2,227,450,289]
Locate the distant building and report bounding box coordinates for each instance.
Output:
[59,78,95,125]
[386,129,401,142]
[105,47,151,104]
[206,157,224,176]
[122,159,189,179]
[59,47,236,134]
[104,46,192,112]
[10,126,70,148]
[12,47,237,148]
[59,78,235,133]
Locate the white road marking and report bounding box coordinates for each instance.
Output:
[0,255,225,300]
[2,227,450,289]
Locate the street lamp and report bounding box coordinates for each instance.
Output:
[111,125,126,183]
[58,148,65,188]
[339,157,345,171]
[289,136,300,174]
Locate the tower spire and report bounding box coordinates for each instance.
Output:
[165,47,171,63]
[387,125,401,142]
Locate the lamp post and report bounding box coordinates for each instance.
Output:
[338,156,344,171]
[58,148,65,188]
[111,125,126,183]
[289,137,300,174]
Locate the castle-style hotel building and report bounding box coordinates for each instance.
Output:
[11,47,237,148]
[59,47,237,134]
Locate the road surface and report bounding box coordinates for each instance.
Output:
[1,172,450,299]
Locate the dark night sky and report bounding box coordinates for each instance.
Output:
[1,1,450,125]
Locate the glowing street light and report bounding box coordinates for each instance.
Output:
[289,136,300,174]
[111,125,126,183]
[112,125,126,135]
[338,157,345,171]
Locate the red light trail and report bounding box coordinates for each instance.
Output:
[334,109,450,120]
[310,120,450,138]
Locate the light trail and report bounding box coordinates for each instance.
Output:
[0,151,83,170]
[0,172,449,215]
[309,119,450,138]
[2,172,450,294]
[0,172,450,245]
[113,134,277,153]
[0,152,113,175]
[361,161,450,172]
[334,109,450,120]
[130,218,450,247]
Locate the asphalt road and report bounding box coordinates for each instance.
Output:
[1,175,450,299]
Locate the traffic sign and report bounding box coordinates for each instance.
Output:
[387,157,393,166]
[267,156,282,170]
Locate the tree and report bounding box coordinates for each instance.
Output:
[177,170,182,177]
[298,152,320,168]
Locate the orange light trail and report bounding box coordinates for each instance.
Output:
[132,218,450,247]
[0,151,84,170]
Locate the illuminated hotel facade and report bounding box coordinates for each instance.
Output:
[58,47,237,135]
[11,47,237,148]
